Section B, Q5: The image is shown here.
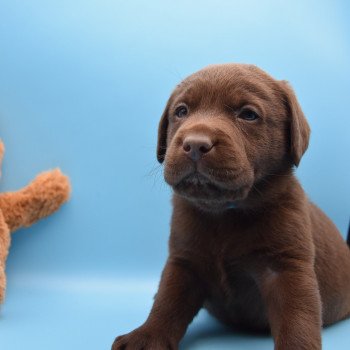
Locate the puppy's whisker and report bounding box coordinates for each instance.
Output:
[144,163,163,178]
[265,172,293,178]
[252,184,264,199]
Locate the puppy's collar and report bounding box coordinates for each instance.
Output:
[226,202,237,209]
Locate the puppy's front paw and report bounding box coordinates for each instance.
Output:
[112,326,177,350]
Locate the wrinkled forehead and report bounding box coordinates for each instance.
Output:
[171,65,281,109]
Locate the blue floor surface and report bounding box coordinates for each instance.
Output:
[2,273,350,349]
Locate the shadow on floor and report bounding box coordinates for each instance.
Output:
[180,311,273,350]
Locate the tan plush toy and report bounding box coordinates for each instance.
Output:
[0,141,71,303]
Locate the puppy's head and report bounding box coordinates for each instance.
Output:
[157,64,310,211]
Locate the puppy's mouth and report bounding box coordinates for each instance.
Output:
[171,170,252,210]
[175,172,228,199]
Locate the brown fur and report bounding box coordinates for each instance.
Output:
[112,64,350,350]
[0,141,71,303]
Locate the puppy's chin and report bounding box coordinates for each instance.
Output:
[168,172,253,212]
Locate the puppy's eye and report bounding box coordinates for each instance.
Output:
[175,106,188,118]
[238,109,259,121]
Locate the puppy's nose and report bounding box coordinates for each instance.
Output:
[182,135,214,161]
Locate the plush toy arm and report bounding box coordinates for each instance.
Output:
[0,169,71,233]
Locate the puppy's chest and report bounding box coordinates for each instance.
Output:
[206,246,267,297]
[173,220,268,261]
[172,226,270,291]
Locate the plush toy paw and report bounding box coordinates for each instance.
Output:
[24,168,71,224]
[112,326,177,350]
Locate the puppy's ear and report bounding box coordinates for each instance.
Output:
[280,81,310,167]
[157,102,170,163]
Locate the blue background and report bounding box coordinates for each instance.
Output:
[0,0,349,349]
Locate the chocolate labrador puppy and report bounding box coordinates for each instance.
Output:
[112,64,350,350]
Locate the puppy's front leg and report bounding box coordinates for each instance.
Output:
[112,258,205,350]
[260,264,322,350]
